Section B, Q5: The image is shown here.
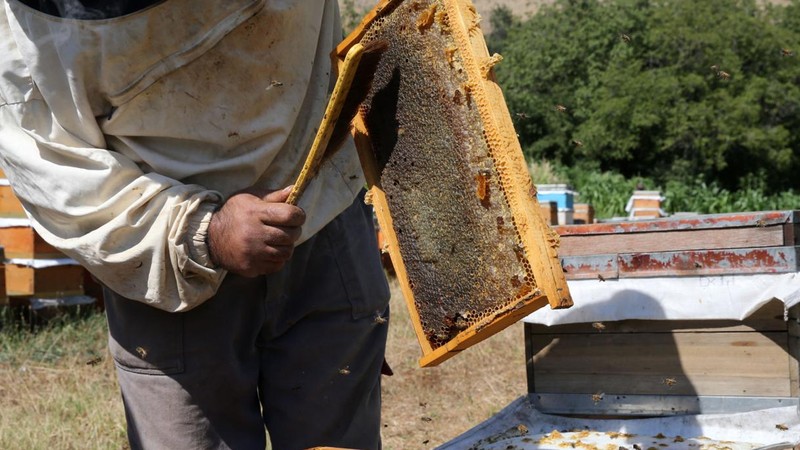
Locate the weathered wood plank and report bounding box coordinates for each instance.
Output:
[558,226,784,256]
[617,246,799,277]
[560,254,618,280]
[530,331,791,397]
[554,210,795,236]
[5,264,85,297]
[788,305,800,397]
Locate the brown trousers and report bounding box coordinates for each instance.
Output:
[103,193,390,450]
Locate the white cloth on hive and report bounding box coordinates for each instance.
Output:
[525,272,800,326]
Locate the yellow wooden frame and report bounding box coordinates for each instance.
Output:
[337,0,572,367]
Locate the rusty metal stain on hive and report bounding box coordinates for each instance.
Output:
[360,0,535,349]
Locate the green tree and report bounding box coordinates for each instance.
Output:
[493,0,800,194]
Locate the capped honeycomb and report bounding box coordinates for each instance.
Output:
[340,0,572,366]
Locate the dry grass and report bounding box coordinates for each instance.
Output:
[381,277,528,449]
[0,277,526,449]
[0,314,127,450]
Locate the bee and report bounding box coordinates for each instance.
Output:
[710,64,720,72]
[269,80,283,88]
[597,273,606,282]
[453,89,463,105]
[417,3,437,31]
[515,112,529,120]
[339,366,351,376]
[663,377,677,387]
[516,424,529,434]
[482,53,504,78]
[462,83,474,105]
[717,70,731,80]
[591,392,604,403]
[475,170,491,204]
[555,104,568,113]
[454,310,473,330]
[620,33,632,43]
[374,313,387,325]
[591,322,606,331]
[135,346,148,359]
[776,423,789,431]
[445,46,457,67]
[420,416,433,422]
[781,48,794,57]
[571,139,584,147]
[85,356,102,366]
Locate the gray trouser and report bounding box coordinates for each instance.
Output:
[103,193,391,450]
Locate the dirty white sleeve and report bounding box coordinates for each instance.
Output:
[0,103,227,312]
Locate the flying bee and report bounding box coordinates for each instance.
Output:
[571,139,584,147]
[620,33,632,43]
[515,112,529,120]
[776,423,789,431]
[591,392,604,403]
[781,48,793,57]
[717,70,731,80]
[135,346,148,359]
[591,322,606,331]
[339,366,351,376]
[555,104,568,113]
[663,377,677,387]
[85,356,102,366]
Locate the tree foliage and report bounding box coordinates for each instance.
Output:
[489,0,800,195]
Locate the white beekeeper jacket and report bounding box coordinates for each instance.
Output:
[0,0,366,311]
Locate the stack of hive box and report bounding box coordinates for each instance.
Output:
[0,170,96,310]
[525,210,800,416]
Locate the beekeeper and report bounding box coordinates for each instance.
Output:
[0,1,390,448]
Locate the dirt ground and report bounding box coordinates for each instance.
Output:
[380,277,529,449]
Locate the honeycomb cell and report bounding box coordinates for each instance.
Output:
[359,0,538,349]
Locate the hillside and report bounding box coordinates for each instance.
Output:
[345,0,550,30]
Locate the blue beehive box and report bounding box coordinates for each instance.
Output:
[535,184,575,210]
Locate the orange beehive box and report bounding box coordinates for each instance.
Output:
[0,219,63,259]
[5,260,85,298]
[0,183,26,218]
[339,0,572,366]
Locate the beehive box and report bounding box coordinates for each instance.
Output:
[526,210,800,415]
[0,219,62,259]
[5,260,85,298]
[0,174,25,218]
[0,171,95,306]
[339,0,572,366]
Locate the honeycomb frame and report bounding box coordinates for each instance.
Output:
[337,0,572,367]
